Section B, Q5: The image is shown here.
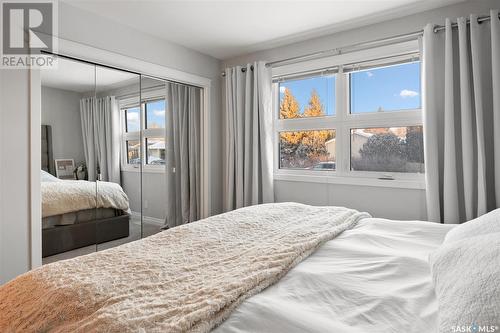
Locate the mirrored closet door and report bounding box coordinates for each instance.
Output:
[41,56,99,264]
[41,56,146,263]
[40,55,204,264]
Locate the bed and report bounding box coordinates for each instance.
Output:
[215,217,453,333]
[1,202,498,332]
[41,125,131,257]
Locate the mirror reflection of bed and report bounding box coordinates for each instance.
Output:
[41,56,164,264]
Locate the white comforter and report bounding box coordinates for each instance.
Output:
[215,218,455,333]
[41,180,129,217]
[0,203,368,333]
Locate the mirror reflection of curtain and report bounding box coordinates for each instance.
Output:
[80,96,121,183]
[165,82,201,228]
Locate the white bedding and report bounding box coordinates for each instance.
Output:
[215,218,455,333]
[42,180,129,218]
[0,203,368,333]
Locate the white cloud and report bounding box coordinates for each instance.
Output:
[153,109,165,117]
[127,112,139,124]
[366,71,374,77]
[279,86,286,93]
[399,89,419,98]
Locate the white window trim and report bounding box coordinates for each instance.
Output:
[273,44,425,190]
[119,88,166,173]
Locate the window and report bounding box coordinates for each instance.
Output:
[146,100,166,129]
[274,51,423,184]
[350,126,424,173]
[120,97,166,171]
[124,107,140,132]
[279,130,336,170]
[350,62,421,113]
[279,76,335,118]
[126,140,141,165]
[146,137,166,165]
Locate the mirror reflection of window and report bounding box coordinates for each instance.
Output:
[139,76,168,238]
[94,65,140,252]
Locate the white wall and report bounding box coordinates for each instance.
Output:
[0,2,222,284]
[0,69,2,283]
[0,70,31,283]
[222,0,498,221]
[121,171,167,221]
[41,86,85,168]
[275,181,427,220]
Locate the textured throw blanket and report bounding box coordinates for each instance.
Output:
[42,180,129,217]
[0,203,369,332]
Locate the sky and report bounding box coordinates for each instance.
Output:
[125,99,166,132]
[280,75,336,116]
[279,62,420,115]
[146,100,166,128]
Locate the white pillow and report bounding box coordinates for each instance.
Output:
[430,234,500,333]
[445,208,500,243]
[41,170,60,182]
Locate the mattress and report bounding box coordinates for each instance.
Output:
[215,218,455,333]
[42,208,122,229]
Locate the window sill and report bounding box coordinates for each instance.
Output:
[121,166,166,174]
[273,172,425,189]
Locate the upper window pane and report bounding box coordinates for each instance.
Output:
[125,107,140,132]
[350,62,421,114]
[279,76,335,119]
[279,129,336,170]
[350,126,424,173]
[146,99,166,129]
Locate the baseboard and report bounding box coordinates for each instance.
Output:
[129,211,165,226]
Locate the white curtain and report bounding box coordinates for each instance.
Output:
[165,82,201,228]
[80,98,97,181]
[80,96,121,184]
[423,10,500,223]
[223,61,274,211]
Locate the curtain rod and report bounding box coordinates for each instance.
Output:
[221,65,254,77]
[221,13,498,77]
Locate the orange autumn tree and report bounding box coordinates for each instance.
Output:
[279,88,304,146]
[302,90,333,162]
[279,88,334,168]
[280,88,300,119]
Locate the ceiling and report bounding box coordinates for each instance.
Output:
[62,0,465,59]
[41,57,138,93]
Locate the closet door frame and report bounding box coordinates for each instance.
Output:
[30,35,212,269]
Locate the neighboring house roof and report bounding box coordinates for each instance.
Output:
[325,138,336,145]
[148,141,165,149]
[352,130,373,138]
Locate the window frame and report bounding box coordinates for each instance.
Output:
[273,45,425,190]
[119,89,166,173]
